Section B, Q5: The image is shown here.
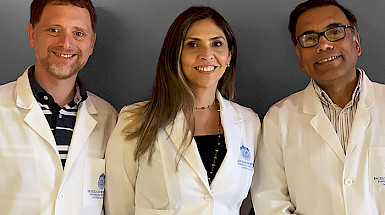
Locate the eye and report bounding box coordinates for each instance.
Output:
[49,28,59,33]
[330,28,343,36]
[75,31,85,37]
[303,34,318,42]
[186,41,198,48]
[213,41,223,47]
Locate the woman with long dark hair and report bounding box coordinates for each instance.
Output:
[105,6,260,215]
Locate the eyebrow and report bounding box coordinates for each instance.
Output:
[325,22,345,29]
[298,22,346,36]
[184,36,226,41]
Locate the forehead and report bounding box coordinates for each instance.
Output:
[295,5,350,35]
[186,19,225,38]
[38,4,92,30]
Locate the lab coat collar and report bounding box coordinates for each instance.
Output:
[301,70,374,162]
[210,91,243,189]
[63,95,97,174]
[165,91,244,191]
[16,67,58,157]
[346,69,373,156]
[16,66,98,174]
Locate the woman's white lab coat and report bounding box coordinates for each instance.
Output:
[105,92,260,215]
[253,71,385,215]
[0,68,117,215]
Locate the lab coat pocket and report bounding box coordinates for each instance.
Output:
[369,147,385,191]
[83,157,105,206]
[135,207,174,215]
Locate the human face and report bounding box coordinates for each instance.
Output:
[181,19,232,93]
[28,4,95,80]
[294,5,361,87]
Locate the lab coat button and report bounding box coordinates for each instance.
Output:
[58,193,66,200]
[344,179,353,186]
[204,195,211,201]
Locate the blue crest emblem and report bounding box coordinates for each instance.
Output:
[98,173,105,190]
[240,145,251,161]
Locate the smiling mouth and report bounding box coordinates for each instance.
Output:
[195,66,217,72]
[53,51,76,58]
[316,55,341,64]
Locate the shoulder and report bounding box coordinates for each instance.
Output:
[115,101,148,132]
[223,99,261,128]
[86,91,118,116]
[265,88,306,118]
[120,101,148,114]
[0,80,16,97]
[0,80,18,108]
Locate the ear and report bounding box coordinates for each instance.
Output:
[227,50,232,66]
[354,32,361,56]
[89,33,96,55]
[28,24,36,48]
[294,45,304,70]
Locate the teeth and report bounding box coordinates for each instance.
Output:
[196,66,215,71]
[318,56,338,64]
[54,52,74,58]
[59,54,73,58]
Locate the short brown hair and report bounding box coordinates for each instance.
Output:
[288,0,357,45]
[30,0,97,32]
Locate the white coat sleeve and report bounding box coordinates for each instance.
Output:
[251,116,297,215]
[104,113,138,215]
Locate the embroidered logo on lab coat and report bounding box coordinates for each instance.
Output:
[237,145,253,171]
[98,173,105,189]
[373,176,385,186]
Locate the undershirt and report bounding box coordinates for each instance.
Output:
[195,134,227,184]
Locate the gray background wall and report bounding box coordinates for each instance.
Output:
[1,0,385,118]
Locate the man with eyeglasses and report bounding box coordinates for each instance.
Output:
[252,0,385,214]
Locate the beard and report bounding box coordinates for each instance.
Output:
[37,48,88,80]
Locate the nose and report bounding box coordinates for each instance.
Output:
[199,46,214,60]
[317,35,333,53]
[58,32,75,50]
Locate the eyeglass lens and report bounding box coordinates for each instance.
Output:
[299,26,347,48]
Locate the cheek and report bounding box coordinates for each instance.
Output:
[180,52,195,69]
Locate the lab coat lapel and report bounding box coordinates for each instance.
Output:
[165,110,210,189]
[16,70,58,158]
[346,72,373,156]
[303,84,346,163]
[64,95,97,173]
[210,92,242,188]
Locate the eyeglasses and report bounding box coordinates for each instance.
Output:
[296,25,355,48]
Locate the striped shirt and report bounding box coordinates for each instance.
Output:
[312,69,362,154]
[28,66,88,168]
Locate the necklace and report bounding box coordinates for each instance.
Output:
[208,101,221,185]
[195,100,217,110]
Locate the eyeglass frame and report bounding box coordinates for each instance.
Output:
[296,25,355,48]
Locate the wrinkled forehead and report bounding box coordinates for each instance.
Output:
[295,5,350,36]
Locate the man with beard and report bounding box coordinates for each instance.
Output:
[0,0,117,214]
[253,0,385,214]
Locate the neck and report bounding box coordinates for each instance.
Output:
[34,68,77,108]
[192,87,217,108]
[316,72,358,108]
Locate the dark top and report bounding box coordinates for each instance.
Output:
[195,134,227,184]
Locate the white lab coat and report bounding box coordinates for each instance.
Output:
[0,68,118,215]
[252,71,385,215]
[105,92,260,215]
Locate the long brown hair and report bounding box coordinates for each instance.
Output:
[123,6,237,163]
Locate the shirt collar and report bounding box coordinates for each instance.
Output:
[28,65,88,106]
[312,69,362,109]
